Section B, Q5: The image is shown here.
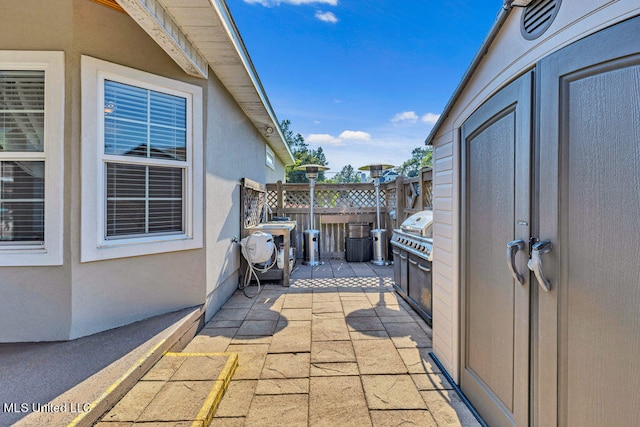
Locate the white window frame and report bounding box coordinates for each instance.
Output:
[0,51,64,266]
[81,56,203,262]
[266,145,275,170]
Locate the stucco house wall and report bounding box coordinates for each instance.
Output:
[0,0,290,342]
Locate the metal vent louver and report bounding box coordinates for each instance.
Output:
[520,0,561,40]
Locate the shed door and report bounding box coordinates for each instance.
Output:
[461,71,532,427]
[537,16,640,427]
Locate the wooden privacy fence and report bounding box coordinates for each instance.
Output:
[265,168,432,259]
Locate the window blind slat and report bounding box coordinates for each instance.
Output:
[105,163,183,238]
[0,71,45,111]
[104,118,147,156]
[0,161,45,243]
[104,80,187,162]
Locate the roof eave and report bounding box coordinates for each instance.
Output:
[116,0,295,166]
[425,5,512,145]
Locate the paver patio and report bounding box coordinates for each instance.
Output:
[210,260,481,426]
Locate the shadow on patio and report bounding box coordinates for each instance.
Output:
[198,259,480,426]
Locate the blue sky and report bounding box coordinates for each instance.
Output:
[226,0,502,174]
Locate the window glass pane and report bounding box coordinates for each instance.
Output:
[149,126,186,160]
[148,200,182,233]
[106,199,146,237]
[106,163,183,238]
[104,80,187,161]
[104,80,147,122]
[0,71,44,153]
[150,91,185,128]
[106,163,145,198]
[0,161,45,243]
[104,117,148,156]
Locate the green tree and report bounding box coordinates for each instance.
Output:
[281,119,328,182]
[395,146,433,177]
[334,164,360,183]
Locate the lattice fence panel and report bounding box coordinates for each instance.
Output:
[243,187,264,229]
[422,180,433,208]
[284,190,310,209]
[266,190,278,211]
[282,188,386,209]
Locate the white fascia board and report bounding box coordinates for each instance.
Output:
[116,0,208,79]
[209,0,295,165]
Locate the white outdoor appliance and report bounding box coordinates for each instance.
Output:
[358,163,393,265]
[295,164,329,266]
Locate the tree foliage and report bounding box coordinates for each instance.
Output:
[394,146,433,177]
[281,119,328,183]
[332,164,360,183]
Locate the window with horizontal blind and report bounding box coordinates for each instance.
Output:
[81,56,203,262]
[103,80,186,239]
[0,52,64,266]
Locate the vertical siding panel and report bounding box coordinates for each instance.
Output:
[432,131,460,382]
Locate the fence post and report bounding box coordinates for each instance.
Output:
[276,180,284,217]
[395,175,404,225]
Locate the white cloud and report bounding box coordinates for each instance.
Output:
[315,10,338,23]
[307,129,371,146]
[421,112,441,125]
[391,111,419,123]
[338,130,371,141]
[243,0,338,6]
[307,133,343,145]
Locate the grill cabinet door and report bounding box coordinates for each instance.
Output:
[461,71,532,427]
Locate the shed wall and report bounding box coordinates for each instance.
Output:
[429,0,640,381]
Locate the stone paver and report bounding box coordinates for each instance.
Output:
[213,380,257,418]
[421,390,482,427]
[312,316,350,341]
[361,374,427,410]
[353,339,408,375]
[101,263,480,426]
[226,344,269,380]
[137,381,218,422]
[269,320,312,353]
[370,409,438,426]
[309,376,372,426]
[245,394,308,426]
[261,352,310,379]
[255,378,309,394]
[310,340,355,363]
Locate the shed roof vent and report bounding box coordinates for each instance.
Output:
[520,0,561,40]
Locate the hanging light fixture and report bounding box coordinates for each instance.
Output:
[295,164,329,266]
[359,163,393,265]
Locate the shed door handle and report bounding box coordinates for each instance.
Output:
[528,240,553,292]
[506,239,525,285]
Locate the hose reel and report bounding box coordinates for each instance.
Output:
[239,231,277,297]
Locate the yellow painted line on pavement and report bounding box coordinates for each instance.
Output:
[174,352,238,427]
[66,337,169,427]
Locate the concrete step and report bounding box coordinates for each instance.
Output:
[95,352,238,426]
[7,306,204,427]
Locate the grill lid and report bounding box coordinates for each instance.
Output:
[400,210,433,237]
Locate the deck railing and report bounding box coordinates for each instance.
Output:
[265,168,432,258]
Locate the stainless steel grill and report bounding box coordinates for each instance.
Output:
[391,210,433,260]
[391,210,434,324]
